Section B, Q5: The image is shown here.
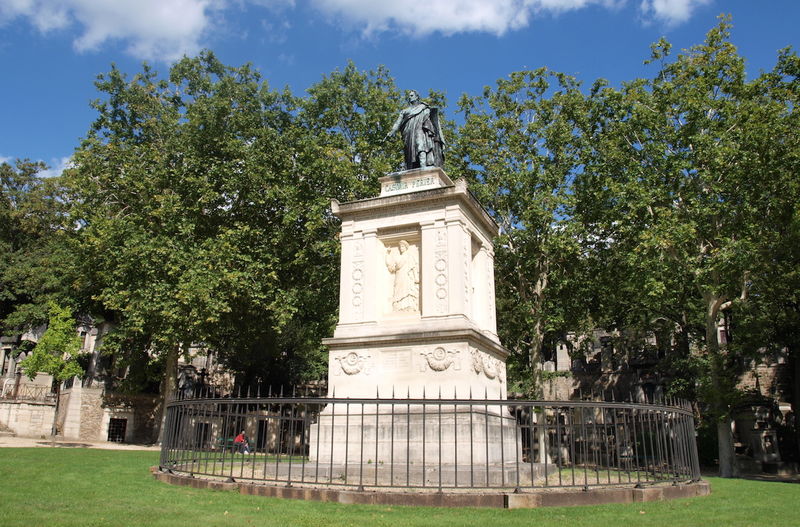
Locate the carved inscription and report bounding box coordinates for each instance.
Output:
[383,349,412,370]
[382,176,437,195]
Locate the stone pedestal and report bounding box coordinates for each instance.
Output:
[310,404,520,466]
[311,167,519,468]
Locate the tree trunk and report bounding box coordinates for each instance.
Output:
[530,315,545,392]
[717,418,736,478]
[536,410,552,463]
[704,293,736,477]
[676,316,691,357]
[791,345,800,457]
[50,381,61,438]
[528,264,548,397]
[155,345,180,445]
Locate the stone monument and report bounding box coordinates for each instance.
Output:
[323,168,507,400]
[310,166,520,470]
[309,94,519,474]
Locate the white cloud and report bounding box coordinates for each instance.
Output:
[261,18,292,44]
[0,154,71,176]
[248,0,296,8]
[309,0,629,36]
[0,0,222,61]
[0,0,710,60]
[0,0,68,31]
[39,156,74,179]
[70,0,218,60]
[311,0,526,36]
[640,0,711,26]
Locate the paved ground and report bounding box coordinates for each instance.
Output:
[0,434,160,451]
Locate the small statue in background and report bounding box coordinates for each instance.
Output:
[385,90,445,170]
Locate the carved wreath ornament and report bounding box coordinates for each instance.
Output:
[421,347,459,372]
[335,352,370,375]
[471,349,504,383]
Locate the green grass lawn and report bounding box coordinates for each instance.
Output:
[1,448,798,527]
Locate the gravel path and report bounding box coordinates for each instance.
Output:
[0,434,160,451]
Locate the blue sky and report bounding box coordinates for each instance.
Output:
[1,1,798,177]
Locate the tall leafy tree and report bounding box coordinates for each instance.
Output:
[0,159,73,331]
[301,61,401,190]
[64,55,407,436]
[452,70,590,394]
[64,53,320,434]
[213,62,404,388]
[575,19,799,476]
[726,45,800,452]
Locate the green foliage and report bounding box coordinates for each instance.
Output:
[64,55,404,390]
[540,370,572,382]
[0,159,73,330]
[20,302,83,381]
[301,60,402,185]
[570,18,800,475]
[580,18,798,346]
[452,69,591,393]
[0,22,797,463]
[446,20,798,474]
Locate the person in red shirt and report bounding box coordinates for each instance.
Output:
[233,430,249,454]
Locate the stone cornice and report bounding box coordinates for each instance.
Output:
[331,175,499,238]
[323,327,509,360]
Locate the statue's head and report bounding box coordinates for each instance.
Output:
[406,90,420,103]
[399,240,409,252]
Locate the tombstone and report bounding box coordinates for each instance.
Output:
[555,342,571,372]
[600,336,613,372]
[310,167,520,467]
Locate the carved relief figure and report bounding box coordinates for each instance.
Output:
[385,240,420,312]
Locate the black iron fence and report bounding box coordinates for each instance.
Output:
[159,393,700,491]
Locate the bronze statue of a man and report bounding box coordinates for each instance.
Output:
[385,90,445,170]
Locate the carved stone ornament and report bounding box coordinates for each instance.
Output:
[470,349,503,383]
[421,347,459,372]
[335,352,370,375]
[471,349,483,375]
[434,226,448,313]
[482,357,498,379]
